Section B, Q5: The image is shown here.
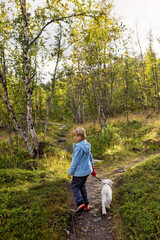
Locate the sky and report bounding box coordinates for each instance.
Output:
[113,0,160,55]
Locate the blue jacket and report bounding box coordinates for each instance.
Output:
[68,140,94,177]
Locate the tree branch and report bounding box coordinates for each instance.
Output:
[30,72,37,82]
[29,13,95,47]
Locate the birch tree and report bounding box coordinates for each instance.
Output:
[0,0,105,156]
[65,0,122,126]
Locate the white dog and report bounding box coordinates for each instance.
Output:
[101,179,113,215]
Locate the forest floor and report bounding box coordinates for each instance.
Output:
[58,134,119,240]
[67,152,159,240]
[68,166,115,240]
[58,127,160,240]
[57,130,115,240]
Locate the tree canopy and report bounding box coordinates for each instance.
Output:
[1,0,160,155]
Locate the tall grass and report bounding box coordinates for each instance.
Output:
[67,112,160,162]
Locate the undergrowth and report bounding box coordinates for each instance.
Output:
[66,113,160,240]
[0,124,72,240]
[113,156,160,240]
[67,117,159,164]
[1,112,160,240]
[0,169,71,240]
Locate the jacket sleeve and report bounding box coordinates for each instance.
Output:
[90,152,94,166]
[68,147,84,176]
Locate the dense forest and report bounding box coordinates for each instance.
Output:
[1,0,160,157]
[0,1,160,240]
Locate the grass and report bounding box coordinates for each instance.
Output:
[66,113,160,168]
[0,124,72,240]
[113,156,160,240]
[0,169,71,240]
[66,112,160,240]
[1,111,160,240]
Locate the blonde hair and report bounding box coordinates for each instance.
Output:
[74,127,86,140]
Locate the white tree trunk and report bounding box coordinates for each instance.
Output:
[0,73,35,157]
[20,0,39,154]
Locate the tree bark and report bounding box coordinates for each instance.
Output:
[95,66,107,128]
[43,28,62,142]
[20,0,39,155]
[136,25,148,110]
[0,71,35,157]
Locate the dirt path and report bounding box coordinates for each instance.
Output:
[56,128,120,240]
[68,165,115,240]
[57,127,112,239]
[56,126,160,240]
[67,151,160,240]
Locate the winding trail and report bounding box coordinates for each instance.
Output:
[69,166,115,240]
[56,128,115,240]
[56,125,160,240]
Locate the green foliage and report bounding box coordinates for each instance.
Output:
[111,120,155,153]
[102,125,121,148]
[0,169,71,240]
[68,119,157,161]
[0,141,30,169]
[116,120,143,138]
[87,124,121,157]
[114,157,160,240]
[73,119,159,173]
[143,139,160,153]
[0,124,72,239]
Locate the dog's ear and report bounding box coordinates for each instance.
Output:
[102,179,113,186]
[108,179,113,186]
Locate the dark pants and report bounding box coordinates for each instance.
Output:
[71,175,89,207]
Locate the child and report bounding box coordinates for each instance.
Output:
[68,127,96,213]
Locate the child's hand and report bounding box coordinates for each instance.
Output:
[68,174,72,179]
[91,166,96,176]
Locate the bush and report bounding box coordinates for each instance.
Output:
[102,125,121,148]
[87,124,121,157]
[114,120,154,140]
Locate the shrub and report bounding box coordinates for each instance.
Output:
[87,124,121,157]
[102,125,121,148]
